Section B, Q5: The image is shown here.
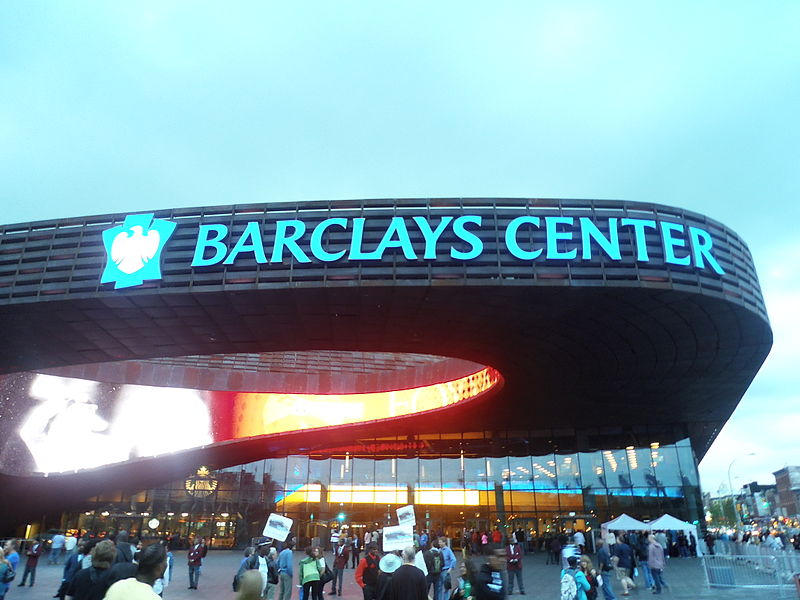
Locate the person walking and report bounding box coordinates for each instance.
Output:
[579,555,600,600]
[611,538,635,596]
[560,555,590,600]
[55,541,85,600]
[595,540,617,600]
[17,536,43,587]
[647,535,667,595]
[635,535,655,590]
[351,535,361,569]
[49,532,66,565]
[506,537,524,595]
[299,546,325,600]
[278,539,295,600]
[187,535,208,590]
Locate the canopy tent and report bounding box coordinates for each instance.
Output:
[600,513,649,543]
[647,513,703,556]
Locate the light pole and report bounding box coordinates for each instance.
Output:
[727,452,756,525]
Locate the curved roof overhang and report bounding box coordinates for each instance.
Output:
[0,198,772,525]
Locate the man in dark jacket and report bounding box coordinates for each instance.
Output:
[56,541,85,600]
[356,544,381,600]
[474,549,506,600]
[388,548,427,600]
[330,538,350,595]
[66,539,116,600]
[18,536,44,587]
[114,531,133,564]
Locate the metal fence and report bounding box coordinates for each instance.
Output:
[702,554,799,599]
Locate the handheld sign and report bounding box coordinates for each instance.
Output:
[382,524,414,552]
[263,513,293,542]
[396,505,416,527]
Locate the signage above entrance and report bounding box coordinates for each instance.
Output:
[100,209,725,290]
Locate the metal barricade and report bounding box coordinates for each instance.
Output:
[702,555,796,598]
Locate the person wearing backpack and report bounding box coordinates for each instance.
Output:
[423,539,445,600]
[560,555,590,600]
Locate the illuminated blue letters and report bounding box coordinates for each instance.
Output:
[310,218,348,262]
[545,217,577,260]
[620,218,657,262]
[505,216,542,260]
[374,217,417,260]
[191,224,229,267]
[223,222,267,264]
[271,220,311,263]
[348,218,381,260]
[451,216,483,260]
[413,216,453,260]
[661,221,691,266]
[580,217,621,260]
[689,226,725,274]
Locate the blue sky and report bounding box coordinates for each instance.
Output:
[2,2,798,494]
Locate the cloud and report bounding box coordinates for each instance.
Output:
[699,240,800,491]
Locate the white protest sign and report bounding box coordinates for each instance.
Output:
[396,505,416,527]
[262,513,293,541]
[382,524,414,552]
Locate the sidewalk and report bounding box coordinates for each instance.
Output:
[4,548,790,600]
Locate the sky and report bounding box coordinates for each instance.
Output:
[1,2,798,495]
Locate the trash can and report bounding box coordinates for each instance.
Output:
[708,565,736,586]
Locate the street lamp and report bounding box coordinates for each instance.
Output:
[727,452,756,525]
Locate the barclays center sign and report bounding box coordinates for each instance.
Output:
[100,208,725,289]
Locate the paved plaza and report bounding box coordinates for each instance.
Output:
[5,548,792,600]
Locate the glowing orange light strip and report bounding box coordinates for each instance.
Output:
[231,367,500,438]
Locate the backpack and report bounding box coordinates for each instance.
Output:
[428,549,442,575]
[2,564,15,584]
[560,569,578,600]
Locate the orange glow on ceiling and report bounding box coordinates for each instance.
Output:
[231,367,500,438]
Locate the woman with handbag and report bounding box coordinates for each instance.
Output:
[300,546,327,600]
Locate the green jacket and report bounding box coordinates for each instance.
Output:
[300,556,325,585]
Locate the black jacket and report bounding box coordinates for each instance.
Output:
[474,564,505,600]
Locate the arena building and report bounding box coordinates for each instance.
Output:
[0,198,771,543]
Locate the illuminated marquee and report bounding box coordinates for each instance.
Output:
[190,215,725,273]
[99,210,726,289]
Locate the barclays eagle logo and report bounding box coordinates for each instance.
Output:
[101,213,177,289]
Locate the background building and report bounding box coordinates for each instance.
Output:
[773,466,800,517]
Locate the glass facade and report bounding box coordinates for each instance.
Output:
[68,435,702,548]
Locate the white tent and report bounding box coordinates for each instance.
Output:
[647,513,703,556]
[600,513,649,543]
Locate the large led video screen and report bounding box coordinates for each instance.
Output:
[0,368,499,475]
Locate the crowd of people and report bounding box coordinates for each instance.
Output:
[233,534,514,600]
[0,530,177,600]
